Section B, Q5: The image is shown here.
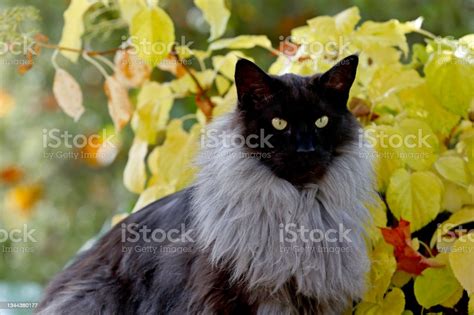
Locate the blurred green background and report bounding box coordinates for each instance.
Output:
[0,0,472,311]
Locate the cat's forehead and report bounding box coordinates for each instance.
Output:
[270,73,330,116]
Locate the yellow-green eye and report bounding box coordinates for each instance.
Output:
[271,117,288,130]
[315,116,329,128]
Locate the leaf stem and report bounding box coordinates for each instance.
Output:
[170,45,215,121]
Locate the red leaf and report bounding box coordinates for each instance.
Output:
[380,219,438,275]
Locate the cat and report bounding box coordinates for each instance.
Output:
[36,54,375,315]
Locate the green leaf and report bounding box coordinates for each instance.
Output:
[194,0,230,41]
[387,169,443,231]
[208,35,272,51]
[414,265,462,308]
[435,156,471,186]
[58,0,94,62]
[130,7,175,66]
[425,51,474,117]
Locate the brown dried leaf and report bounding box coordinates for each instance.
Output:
[104,75,133,130]
[114,50,151,88]
[53,68,84,121]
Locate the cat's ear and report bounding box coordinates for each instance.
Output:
[235,59,273,107]
[319,54,358,96]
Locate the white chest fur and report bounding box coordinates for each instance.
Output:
[191,112,375,312]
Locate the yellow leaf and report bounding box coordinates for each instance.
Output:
[398,119,439,171]
[353,20,409,55]
[414,265,462,308]
[334,6,360,35]
[363,239,397,303]
[118,0,146,24]
[131,7,175,66]
[431,208,474,248]
[143,120,201,203]
[357,288,405,315]
[365,125,405,192]
[215,74,231,95]
[399,84,460,137]
[133,184,175,211]
[367,194,387,243]
[435,156,471,187]
[53,68,84,122]
[211,84,237,117]
[104,75,133,130]
[58,0,94,62]
[132,82,174,143]
[469,293,474,315]
[449,234,474,293]
[111,213,129,226]
[391,270,412,288]
[194,0,230,41]
[442,181,473,212]
[387,169,443,231]
[368,65,423,103]
[425,51,474,117]
[0,89,15,117]
[440,286,464,308]
[123,137,148,193]
[209,35,272,51]
[212,52,252,80]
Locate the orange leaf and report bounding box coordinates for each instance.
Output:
[0,166,23,184]
[114,50,151,88]
[381,219,439,275]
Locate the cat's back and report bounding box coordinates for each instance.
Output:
[36,188,196,315]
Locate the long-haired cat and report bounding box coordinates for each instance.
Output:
[36,54,375,315]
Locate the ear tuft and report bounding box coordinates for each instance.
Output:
[234,59,273,106]
[320,54,359,95]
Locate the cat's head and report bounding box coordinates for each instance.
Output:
[234,55,360,185]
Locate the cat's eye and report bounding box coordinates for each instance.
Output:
[315,116,329,128]
[271,118,288,130]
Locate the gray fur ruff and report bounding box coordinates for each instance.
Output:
[191,112,376,314]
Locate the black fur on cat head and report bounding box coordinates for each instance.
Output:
[234,55,360,185]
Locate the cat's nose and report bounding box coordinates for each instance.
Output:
[296,144,316,153]
[295,130,316,152]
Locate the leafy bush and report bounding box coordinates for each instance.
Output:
[7,0,474,313]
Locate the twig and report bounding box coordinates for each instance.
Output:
[37,42,127,56]
[170,45,215,121]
